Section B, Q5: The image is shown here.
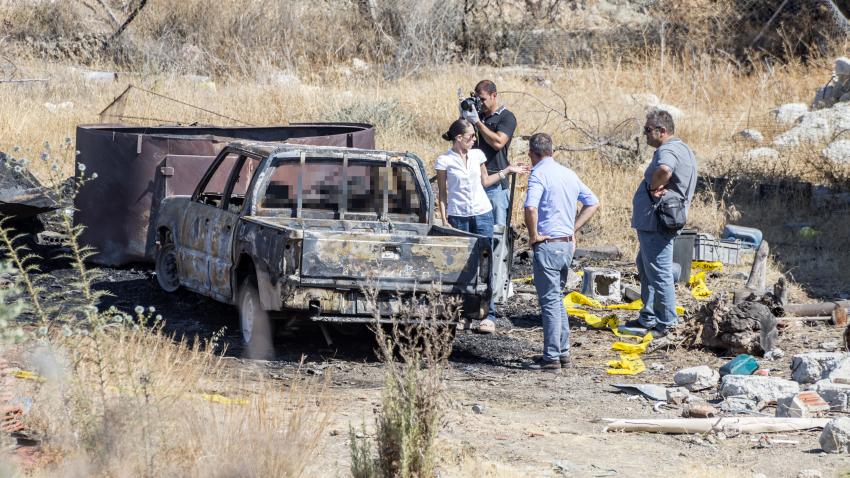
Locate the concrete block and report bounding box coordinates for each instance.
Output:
[665,387,690,405]
[775,391,830,417]
[815,380,850,412]
[790,352,850,384]
[719,375,799,403]
[622,284,640,302]
[580,267,621,303]
[830,358,850,385]
[673,365,719,392]
[819,417,850,453]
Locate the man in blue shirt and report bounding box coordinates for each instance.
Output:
[523,133,600,371]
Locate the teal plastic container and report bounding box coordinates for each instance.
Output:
[719,354,759,377]
[722,225,763,249]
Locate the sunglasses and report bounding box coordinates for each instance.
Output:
[643,126,662,134]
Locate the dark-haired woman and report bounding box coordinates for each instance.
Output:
[435,118,527,333]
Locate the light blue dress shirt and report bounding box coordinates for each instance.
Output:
[524,157,599,237]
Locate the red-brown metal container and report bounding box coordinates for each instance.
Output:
[74,123,376,266]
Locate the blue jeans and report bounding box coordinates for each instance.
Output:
[636,230,678,330]
[532,241,574,362]
[485,185,509,226]
[449,212,496,322]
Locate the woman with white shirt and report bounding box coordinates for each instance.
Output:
[435,118,527,333]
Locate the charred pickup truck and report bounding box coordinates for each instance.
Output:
[153,141,492,352]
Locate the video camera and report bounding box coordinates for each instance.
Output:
[458,90,483,115]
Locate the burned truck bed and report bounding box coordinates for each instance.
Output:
[74,123,375,266]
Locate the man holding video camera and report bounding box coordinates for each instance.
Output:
[460,80,517,226]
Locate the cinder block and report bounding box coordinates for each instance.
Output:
[580,267,621,303]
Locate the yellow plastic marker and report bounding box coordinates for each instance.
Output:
[691,261,723,273]
[607,353,646,375]
[11,370,45,382]
[688,270,713,301]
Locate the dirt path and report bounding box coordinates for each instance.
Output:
[23,245,850,477]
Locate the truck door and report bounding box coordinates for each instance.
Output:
[208,154,258,301]
[178,151,241,295]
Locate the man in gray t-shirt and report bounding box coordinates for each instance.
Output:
[624,109,697,336]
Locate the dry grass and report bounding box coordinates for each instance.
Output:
[3,47,850,295]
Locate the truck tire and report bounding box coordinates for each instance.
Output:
[237,276,275,360]
[155,241,180,293]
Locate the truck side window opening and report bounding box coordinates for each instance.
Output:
[196,152,240,207]
[224,156,257,213]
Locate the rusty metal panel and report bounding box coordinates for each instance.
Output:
[299,230,482,286]
[74,123,375,266]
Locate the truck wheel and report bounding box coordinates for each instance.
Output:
[155,242,180,293]
[237,276,275,360]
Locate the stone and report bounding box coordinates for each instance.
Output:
[774,103,850,148]
[829,358,850,384]
[471,404,485,414]
[734,129,764,144]
[701,300,777,355]
[673,365,719,392]
[566,269,582,291]
[822,140,850,164]
[770,103,809,125]
[720,395,764,412]
[719,375,799,403]
[665,387,690,405]
[743,147,779,161]
[819,417,850,453]
[790,352,850,384]
[836,57,850,78]
[797,470,824,478]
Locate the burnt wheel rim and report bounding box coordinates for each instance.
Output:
[155,245,180,292]
[240,289,258,344]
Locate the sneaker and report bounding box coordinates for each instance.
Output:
[651,326,671,338]
[524,357,562,372]
[476,319,496,334]
[618,319,650,336]
[532,353,571,366]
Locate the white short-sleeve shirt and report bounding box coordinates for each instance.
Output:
[434,148,493,217]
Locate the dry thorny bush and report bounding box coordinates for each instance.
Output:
[0,146,330,477]
[351,285,459,478]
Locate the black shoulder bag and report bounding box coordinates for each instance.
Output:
[650,189,688,233]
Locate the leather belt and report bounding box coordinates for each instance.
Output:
[543,236,573,243]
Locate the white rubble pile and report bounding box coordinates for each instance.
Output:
[770,103,809,125]
[772,103,850,148]
[822,140,850,164]
[719,375,799,403]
